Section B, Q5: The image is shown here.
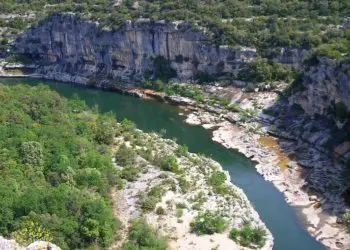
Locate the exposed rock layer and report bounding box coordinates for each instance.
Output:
[14,14,256,82]
[290,58,350,116]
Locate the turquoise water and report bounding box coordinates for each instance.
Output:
[1,78,324,250]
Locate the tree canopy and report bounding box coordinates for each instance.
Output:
[0,83,119,249]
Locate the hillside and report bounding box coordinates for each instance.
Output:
[0,83,272,249]
[0,1,350,249]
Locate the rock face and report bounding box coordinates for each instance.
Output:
[273,47,308,69]
[290,58,350,117]
[14,14,256,84]
[0,237,61,250]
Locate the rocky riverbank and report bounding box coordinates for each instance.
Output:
[182,103,350,250]
[0,69,349,249]
[110,125,273,250]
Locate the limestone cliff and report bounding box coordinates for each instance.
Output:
[13,14,256,84]
[0,237,60,250]
[290,57,350,117]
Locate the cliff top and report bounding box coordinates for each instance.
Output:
[1,0,350,60]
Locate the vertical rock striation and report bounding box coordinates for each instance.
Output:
[290,57,350,117]
[14,14,257,84]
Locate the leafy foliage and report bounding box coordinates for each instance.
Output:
[159,156,180,173]
[229,222,267,248]
[12,218,53,246]
[190,211,228,235]
[238,60,294,83]
[0,83,119,249]
[122,218,168,250]
[344,210,350,230]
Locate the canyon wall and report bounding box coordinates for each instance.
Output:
[13,13,307,85]
[290,58,350,117]
[14,14,257,83]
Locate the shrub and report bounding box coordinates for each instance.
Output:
[344,210,350,230]
[115,144,136,166]
[159,156,180,173]
[176,144,188,156]
[229,222,267,248]
[176,209,183,218]
[8,17,26,30]
[238,60,293,83]
[94,114,116,145]
[122,218,168,250]
[176,203,187,209]
[208,171,226,187]
[178,176,191,193]
[140,196,158,212]
[6,54,33,64]
[140,185,166,212]
[165,84,204,102]
[121,166,141,182]
[142,80,165,91]
[190,211,228,235]
[155,206,165,215]
[12,218,53,246]
[208,171,231,194]
[120,118,136,132]
[148,185,166,199]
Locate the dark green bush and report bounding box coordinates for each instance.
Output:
[229,222,267,248]
[140,196,158,212]
[121,166,141,182]
[122,218,168,250]
[208,171,226,187]
[115,144,136,166]
[156,206,165,215]
[159,156,180,173]
[238,60,293,83]
[190,211,228,235]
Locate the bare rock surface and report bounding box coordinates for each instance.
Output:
[111,130,273,250]
[0,237,61,250]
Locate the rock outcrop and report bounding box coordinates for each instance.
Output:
[290,57,350,117]
[0,237,61,250]
[14,14,256,84]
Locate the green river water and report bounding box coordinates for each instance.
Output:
[1,78,325,250]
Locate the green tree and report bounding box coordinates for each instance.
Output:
[12,218,53,246]
[20,141,43,170]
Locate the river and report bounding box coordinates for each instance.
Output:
[1,77,324,250]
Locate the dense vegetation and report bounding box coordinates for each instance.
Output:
[0,83,120,249]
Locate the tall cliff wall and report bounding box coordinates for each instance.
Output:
[289,58,350,118]
[13,14,257,84]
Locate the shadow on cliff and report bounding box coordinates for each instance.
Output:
[260,60,350,215]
